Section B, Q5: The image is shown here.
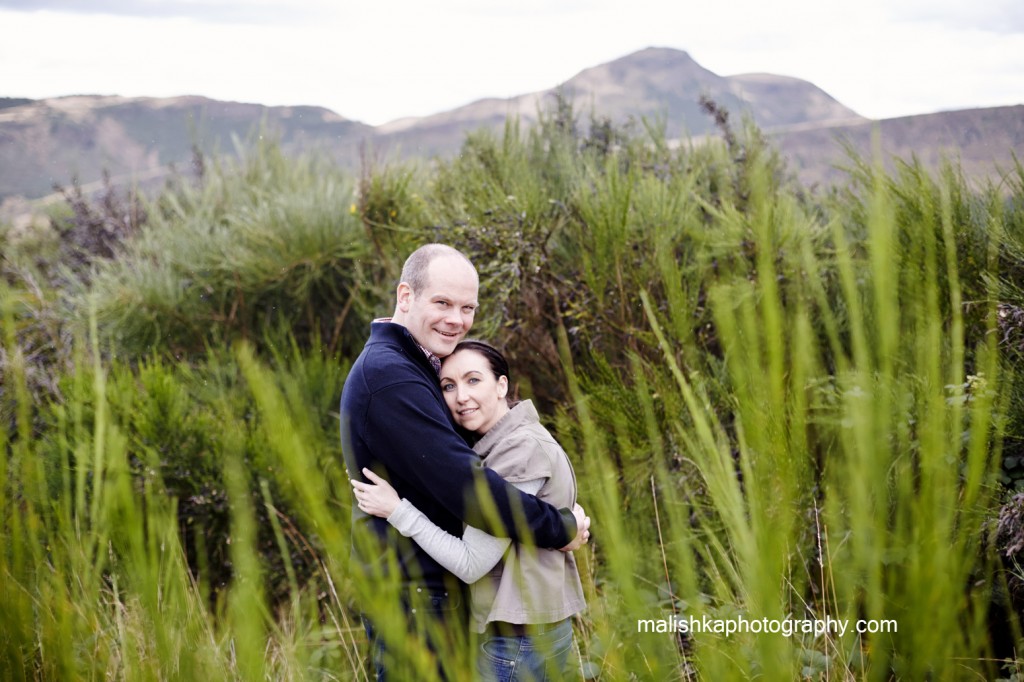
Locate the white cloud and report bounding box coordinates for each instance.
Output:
[1,0,1021,125]
[884,0,1024,33]
[0,0,326,24]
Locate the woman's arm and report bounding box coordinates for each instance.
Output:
[388,501,514,583]
[352,468,541,583]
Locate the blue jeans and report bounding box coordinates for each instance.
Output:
[477,618,575,681]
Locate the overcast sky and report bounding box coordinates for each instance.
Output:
[2,0,1022,126]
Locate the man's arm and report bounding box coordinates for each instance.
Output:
[366,381,577,548]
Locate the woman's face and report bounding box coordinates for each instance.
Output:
[439,349,509,434]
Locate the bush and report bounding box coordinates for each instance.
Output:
[87,138,377,360]
[29,333,350,610]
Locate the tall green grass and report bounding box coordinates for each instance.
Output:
[554,153,1007,679]
[1,296,223,679]
[1,106,1019,679]
[0,297,363,679]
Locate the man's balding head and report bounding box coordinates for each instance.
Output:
[392,244,479,357]
[400,244,476,295]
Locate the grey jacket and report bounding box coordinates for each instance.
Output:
[469,400,587,630]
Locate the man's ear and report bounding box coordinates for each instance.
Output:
[396,282,413,313]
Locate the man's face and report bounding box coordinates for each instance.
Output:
[396,255,478,357]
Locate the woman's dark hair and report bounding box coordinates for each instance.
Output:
[447,339,514,405]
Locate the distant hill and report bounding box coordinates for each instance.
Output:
[768,105,1024,188]
[0,95,371,203]
[374,47,864,156]
[1,47,1020,222]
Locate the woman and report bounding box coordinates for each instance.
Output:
[351,339,587,681]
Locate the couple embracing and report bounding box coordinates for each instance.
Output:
[340,244,591,681]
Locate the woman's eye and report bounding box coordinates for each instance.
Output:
[467,377,480,384]
[441,383,454,392]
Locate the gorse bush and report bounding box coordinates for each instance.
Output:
[86,138,379,359]
[0,316,362,679]
[415,107,773,411]
[2,100,1023,679]
[28,332,350,609]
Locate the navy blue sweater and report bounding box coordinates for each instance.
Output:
[340,322,576,591]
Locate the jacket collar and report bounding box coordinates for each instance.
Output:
[372,318,441,375]
[473,400,539,457]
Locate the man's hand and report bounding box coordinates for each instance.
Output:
[559,503,591,552]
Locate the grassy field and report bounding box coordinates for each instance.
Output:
[2,103,1023,680]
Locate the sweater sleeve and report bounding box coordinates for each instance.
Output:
[366,381,575,548]
[387,479,544,583]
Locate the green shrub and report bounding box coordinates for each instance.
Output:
[87,138,376,360]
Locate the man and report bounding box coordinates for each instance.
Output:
[340,244,589,678]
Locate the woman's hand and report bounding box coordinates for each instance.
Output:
[350,467,401,518]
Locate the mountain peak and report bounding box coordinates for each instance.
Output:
[368,46,865,158]
[617,46,696,63]
[564,46,713,91]
[552,46,862,136]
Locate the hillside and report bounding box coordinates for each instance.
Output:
[374,47,863,157]
[1,46,1020,220]
[0,95,371,203]
[770,105,1024,188]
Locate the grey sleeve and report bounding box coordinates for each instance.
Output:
[386,479,545,583]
